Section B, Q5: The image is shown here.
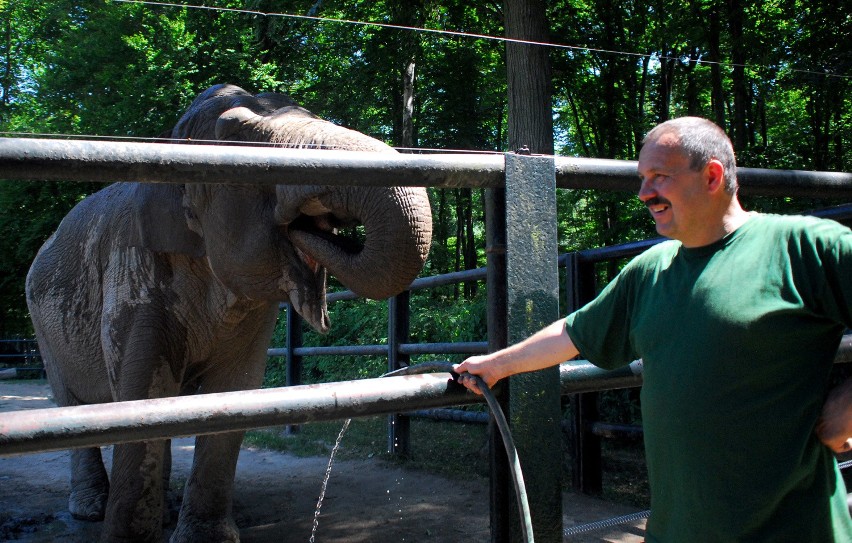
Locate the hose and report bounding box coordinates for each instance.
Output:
[383,362,535,543]
[563,509,650,537]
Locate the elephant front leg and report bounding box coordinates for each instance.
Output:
[69,447,110,521]
[170,432,243,543]
[101,440,169,543]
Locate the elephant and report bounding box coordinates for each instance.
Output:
[24,83,432,542]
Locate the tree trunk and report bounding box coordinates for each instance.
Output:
[504,0,554,154]
[391,0,422,149]
[707,4,726,128]
[728,0,749,150]
[684,48,701,116]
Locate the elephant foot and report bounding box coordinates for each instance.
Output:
[169,515,239,543]
[69,485,109,521]
[69,446,110,521]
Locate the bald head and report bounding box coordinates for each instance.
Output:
[643,117,738,194]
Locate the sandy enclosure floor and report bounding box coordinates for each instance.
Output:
[0,381,646,542]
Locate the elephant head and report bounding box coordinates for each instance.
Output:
[135,84,432,333]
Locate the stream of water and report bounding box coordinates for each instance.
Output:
[308,418,352,543]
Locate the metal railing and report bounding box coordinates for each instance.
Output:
[0,338,44,379]
[1,136,851,542]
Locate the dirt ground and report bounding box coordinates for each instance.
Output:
[0,381,646,542]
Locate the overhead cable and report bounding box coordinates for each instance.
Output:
[111,0,850,80]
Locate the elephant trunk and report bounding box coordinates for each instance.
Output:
[287,185,432,300]
[213,99,433,301]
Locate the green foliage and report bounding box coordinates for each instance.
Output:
[265,289,488,387]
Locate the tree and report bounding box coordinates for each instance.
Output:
[504,0,553,154]
[0,0,849,336]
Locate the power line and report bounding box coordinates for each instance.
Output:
[111,0,850,80]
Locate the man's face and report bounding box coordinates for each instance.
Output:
[637,134,713,247]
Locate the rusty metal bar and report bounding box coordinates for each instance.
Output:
[560,360,644,395]
[0,138,504,188]
[266,341,488,358]
[1,138,850,197]
[554,158,852,197]
[0,372,475,456]
[5,344,852,458]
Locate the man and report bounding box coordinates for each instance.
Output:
[455,117,852,542]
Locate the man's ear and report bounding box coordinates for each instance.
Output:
[705,159,726,193]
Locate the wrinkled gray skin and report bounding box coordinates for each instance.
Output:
[25,84,432,543]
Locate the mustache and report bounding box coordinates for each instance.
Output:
[645,197,672,208]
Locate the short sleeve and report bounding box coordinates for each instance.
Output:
[565,267,640,371]
[817,221,852,328]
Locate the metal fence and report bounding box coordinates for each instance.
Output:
[0,338,44,379]
[1,137,851,542]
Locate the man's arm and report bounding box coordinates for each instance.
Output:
[817,378,852,453]
[453,318,580,394]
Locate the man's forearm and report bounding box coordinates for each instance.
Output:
[496,318,580,377]
[454,318,580,392]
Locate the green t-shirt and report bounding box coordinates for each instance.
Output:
[566,213,852,542]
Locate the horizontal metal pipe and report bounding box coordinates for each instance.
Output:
[398,342,489,355]
[0,138,504,188]
[554,158,852,198]
[267,342,489,358]
[2,138,850,198]
[408,408,490,424]
[736,167,852,198]
[0,372,476,457]
[321,268,488,304]
[5,346,850,457]
[560,359,644,394]
[407,267,487,290]
[292,345,387,357]
[590,422,644,440]
[0,359,646,457]
[411,411,647,440]
[559,239,664,266]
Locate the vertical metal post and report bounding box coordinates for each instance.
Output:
[486,185,511,543]
[285,303,303,435]
[504,153,563,542]
[388,291,411,457]
[564,253,603,494]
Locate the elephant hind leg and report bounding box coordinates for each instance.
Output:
[69,447,110,521]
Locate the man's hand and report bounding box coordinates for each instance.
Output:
[454,319,580,396]
[817,378,852,453]
[454,355,501,395]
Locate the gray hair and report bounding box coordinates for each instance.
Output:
[643,117,738,194]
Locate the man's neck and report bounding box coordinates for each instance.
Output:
[721,197,751,236]
[680,197,751,249]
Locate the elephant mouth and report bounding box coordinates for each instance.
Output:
[288,214,364,262]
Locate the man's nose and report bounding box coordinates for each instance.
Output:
[638,178,655,202]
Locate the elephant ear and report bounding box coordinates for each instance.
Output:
[127,183,205,258]
[215,107,258,140]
